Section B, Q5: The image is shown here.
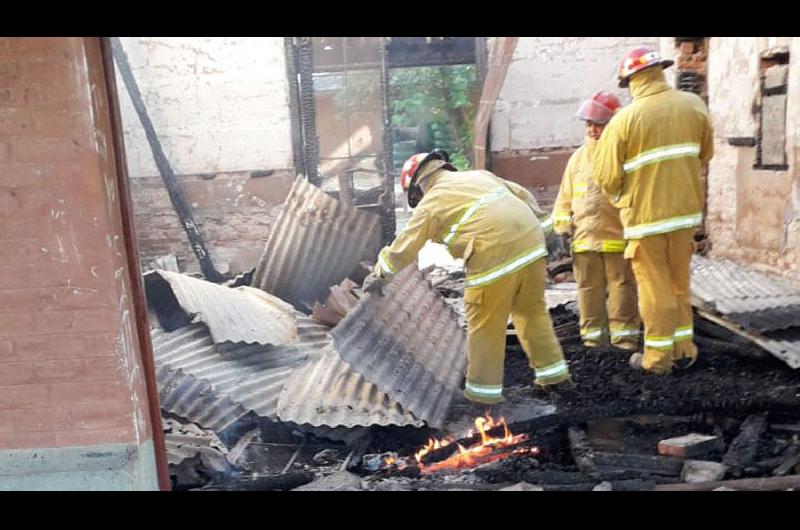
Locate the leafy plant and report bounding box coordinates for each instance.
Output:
[390,65,477,170]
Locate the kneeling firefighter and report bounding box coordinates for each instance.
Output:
[366,149,571,405]
[552,91,641,350]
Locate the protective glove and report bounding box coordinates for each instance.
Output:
[361,272,386,296]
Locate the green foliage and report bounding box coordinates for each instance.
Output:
[390,65,477,170]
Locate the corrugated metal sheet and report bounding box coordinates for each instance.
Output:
[251,176,382,309]
[331,264,467,428]
[691,255,800,369]
[153,317,423,433]
[152,323,315,423]
[145,270,299,347]
[278,347,423,429]
[691,255,800,332]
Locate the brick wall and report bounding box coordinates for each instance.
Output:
[113,38,297,272]
[131,171,295,274]
[0,37,158,489]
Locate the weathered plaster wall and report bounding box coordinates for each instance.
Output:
[116,37,293,177]
[490,37,658,152]
[488,37,657,196]
[114,38,297,273]
[704,37,800,280]
[0,37,158,489]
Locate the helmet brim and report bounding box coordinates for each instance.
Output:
[618,59,675,88]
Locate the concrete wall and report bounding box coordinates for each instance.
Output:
[0,37,159,489]
[488,37,658,207]
[115,37,296,274]
[702,37,800,280]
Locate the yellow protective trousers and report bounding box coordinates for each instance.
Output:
[572,251,640,346]
[463,258,569,404]
[625,228,697,374]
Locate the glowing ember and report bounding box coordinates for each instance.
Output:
[413,412,538,474]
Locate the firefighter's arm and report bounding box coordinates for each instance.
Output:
[552,155,576,236]
[593,119,626,201]
[373,207,435,278]
[497,177,553,234]
[699,115,714,167]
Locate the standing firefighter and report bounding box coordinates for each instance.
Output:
[553,91,640,350]
[593,46,714,374]
[366,149,570,404]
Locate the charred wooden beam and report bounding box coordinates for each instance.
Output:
[196,471,314,491]
[111,38,221,283]
[591,452,685,477]
[655,474,800,491]
[567,426,599,477]
[723,413,768,475]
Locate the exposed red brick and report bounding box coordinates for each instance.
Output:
[8,333,115,362]
[0,163,48,188]
[13,137,85,163]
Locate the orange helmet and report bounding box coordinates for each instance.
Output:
[399,149,452,207]
[618,46,673,88]
[575,91,622,124]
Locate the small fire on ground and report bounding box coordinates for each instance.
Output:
[412,412,539,474]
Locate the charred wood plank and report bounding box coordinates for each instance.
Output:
[110,38,221,283]
[655,474,800,491]
[591,452,685,477]
[195,471,314,491]
[567,426,598,477]
[723,413,768,474]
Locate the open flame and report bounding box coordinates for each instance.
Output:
[413,412,538,474]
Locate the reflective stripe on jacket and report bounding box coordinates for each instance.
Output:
[552,137,626,253]
[375,169,547,287]
[592,67,714,240]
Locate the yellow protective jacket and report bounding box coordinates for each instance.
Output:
[552,137,626,253]
[375,168,552,289]
[592,67,714,240]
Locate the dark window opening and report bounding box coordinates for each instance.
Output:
[755,47,789,170]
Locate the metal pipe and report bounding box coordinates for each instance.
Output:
[99,37,171,491]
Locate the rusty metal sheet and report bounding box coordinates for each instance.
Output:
[691,255,800,368]
[692,255,800,332]
[251,176,382,309]
[145,270,299,347]
[153,315,422,434]
[152,323,314,423]
[331,265,468,428]
[278,347,423,429]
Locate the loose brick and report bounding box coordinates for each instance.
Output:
[681,460,728,483]
[658,433,724,458]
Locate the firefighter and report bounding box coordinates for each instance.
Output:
[364,149,570,404]
[593,46,714,374]
[552,91,640,350]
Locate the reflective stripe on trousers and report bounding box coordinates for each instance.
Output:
[580,327,603,340]
[674,324,693,342]
[644,335,674,351]
[464,381,503,399]
[535,359,569,382]
[465,244,548,288]
[622,142,701,173]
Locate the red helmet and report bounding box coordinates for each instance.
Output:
[400,153,429,193]
[575,91,622,124]
[618,46,674,88]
